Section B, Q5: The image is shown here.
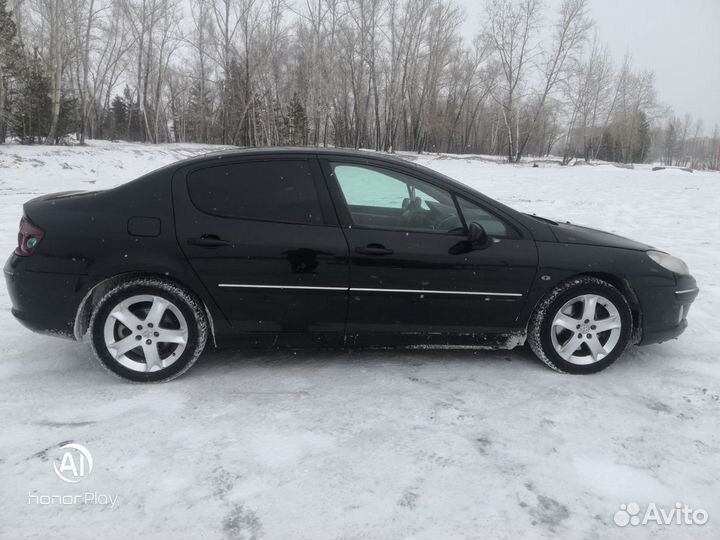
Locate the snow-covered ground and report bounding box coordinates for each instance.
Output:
[0,141,719,540]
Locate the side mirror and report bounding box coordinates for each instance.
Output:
[448,222,490,255]
[467,222,488,246]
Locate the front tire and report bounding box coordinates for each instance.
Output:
[89,277,208,382]
[528,277,633,374]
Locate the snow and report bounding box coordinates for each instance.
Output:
[1,141,719,539]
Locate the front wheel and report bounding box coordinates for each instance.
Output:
[89,278,208,382]
[528,277,633,374]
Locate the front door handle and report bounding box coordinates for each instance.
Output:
[187,234,231,247]
[355,244,394,256]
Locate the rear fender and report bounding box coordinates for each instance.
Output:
[73,271,218,347]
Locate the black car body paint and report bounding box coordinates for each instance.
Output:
[4,148,698,350]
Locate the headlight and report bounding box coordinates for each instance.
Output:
[647,250,690,276]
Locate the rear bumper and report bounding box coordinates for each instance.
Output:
[4,253,82,338]
[637,276,698,345]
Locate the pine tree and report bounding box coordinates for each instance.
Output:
[596,131,613,162]
[0,0,22,142]
[285,92,308,146]
[56,93,78,142]
[663,121,676,166]
[632,111,651,163]
[8,54,52,143]
[121,86,143,141]
[110,95,127,139]
[187,80,212,143]
[271,97,284,145]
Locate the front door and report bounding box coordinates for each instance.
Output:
[320,159,538,344]
[173,157,349,345]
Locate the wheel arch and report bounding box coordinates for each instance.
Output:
[529,271,642,345]
[73,272,217,347]
[577,272,642,343]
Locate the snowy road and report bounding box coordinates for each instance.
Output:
[1,143,719,539]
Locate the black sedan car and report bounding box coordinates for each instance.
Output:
[4,148,698,382]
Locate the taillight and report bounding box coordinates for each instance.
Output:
[16,216,45,256]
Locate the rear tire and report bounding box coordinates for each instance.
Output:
[89,277,208,382]
[528,277,632,374]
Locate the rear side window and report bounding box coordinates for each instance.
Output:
[188,160,324,224]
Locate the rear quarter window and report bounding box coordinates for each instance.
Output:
[187,160,324,224]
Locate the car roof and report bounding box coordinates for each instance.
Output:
[181,146,412,166]
[169,146,484,198]
[131,147,415,185]
[176,146,466,183]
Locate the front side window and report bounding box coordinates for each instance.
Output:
[188,160,324,224]
[457,196,517,238]
[332,163,463,233]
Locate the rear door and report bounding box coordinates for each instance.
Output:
[173,156,349,345]
[319,158,538,343]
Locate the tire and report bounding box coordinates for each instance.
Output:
[528,277,633,374]
[89,277,208,382]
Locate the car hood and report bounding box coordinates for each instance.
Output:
[547,220,653,251]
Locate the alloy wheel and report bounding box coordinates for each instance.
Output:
[549,293,622,365]
[102,294,188,372]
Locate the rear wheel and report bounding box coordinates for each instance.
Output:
[528,277,632,374]
[89,278,208,382]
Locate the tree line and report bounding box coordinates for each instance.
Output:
[0,0,718,169]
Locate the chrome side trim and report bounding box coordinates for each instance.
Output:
[218,283,347,291]
[675,288,699,295]
[217,283,522,297]
[351,287,522,297]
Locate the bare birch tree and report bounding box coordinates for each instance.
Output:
[483,0,540,161]
[515,0,590,161]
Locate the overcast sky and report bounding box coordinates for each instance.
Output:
[458,0,720,131]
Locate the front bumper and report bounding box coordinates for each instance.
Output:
[4,253,82,338]
[637,275,699,345]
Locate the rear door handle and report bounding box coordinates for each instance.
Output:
[355,244,394,256]
[187,235,231,247]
